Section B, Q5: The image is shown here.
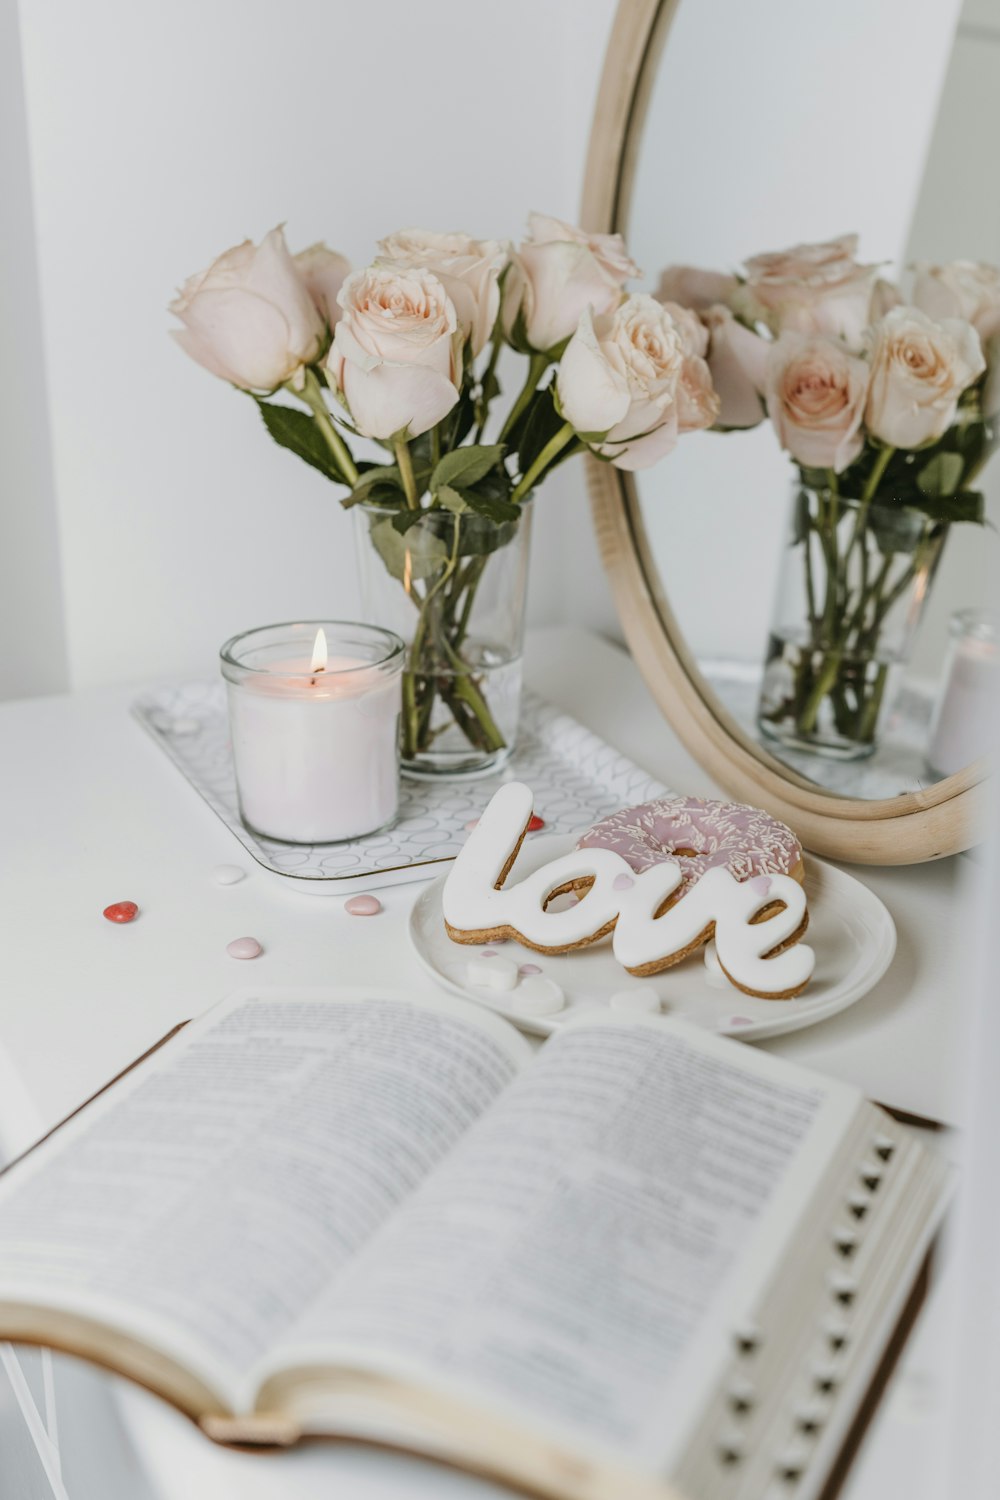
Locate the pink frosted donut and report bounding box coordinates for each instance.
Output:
[577,797,804,899]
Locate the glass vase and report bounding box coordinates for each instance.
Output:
[354,500,532,778]
[757,479,949,760]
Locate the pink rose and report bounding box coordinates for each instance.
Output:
[377,228,507,357]
[655,264,739,312]
[169,226,325,392]
[765,332,869,472]
[293,243,351,330]
[662,301,719,432]
[702,306,768,429]
[660,301,708,359]
[556,296,686,470]
[745,233,861,285]
[528,213,640,283]
[913,261,1000,336]
[865,306,985,449]
[870,278,903,321]
[326,265,461,440]
[737,233,879,345]
[504,211,638,354]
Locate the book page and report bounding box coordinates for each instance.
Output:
[0,989,528,1410]
[266,1015,858,1469]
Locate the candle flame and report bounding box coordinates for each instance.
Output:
[403,550,412,597]
[310,627,328,674]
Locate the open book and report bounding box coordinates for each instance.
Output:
[0,988,947,1500]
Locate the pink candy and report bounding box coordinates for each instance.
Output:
[227,936,262,960]
[345,894,382,917]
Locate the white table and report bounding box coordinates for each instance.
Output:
[0,626,973,1499]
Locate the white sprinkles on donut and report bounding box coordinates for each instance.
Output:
[577,796,804,898]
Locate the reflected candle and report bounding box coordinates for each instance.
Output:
[220,621,404,843]
[927,609,999,778]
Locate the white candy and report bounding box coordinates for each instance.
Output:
[467,955,519,992]
[609,986,662,1014]
[703,940,730,989]
[213,864,246,886]
[511,975,565,1017]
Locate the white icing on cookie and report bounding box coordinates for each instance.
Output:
[703,940,729,989]
[443,783,814,1000]
[614,863,812,995]
[444,783,628,951]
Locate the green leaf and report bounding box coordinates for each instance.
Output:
[474,366,502,432]
[368,515,449,582]
[431,443,505,493]
[791,488,812,546]
[516,385,569,474]
[910,491,985,525]
[340,463,404,509]
[462,490,520,524]
[390,510,426,535]
[453,515,521,558]
[916,451,964,498]
[437,485,470,515]
[357,462,403,484]
[450,388,477,449]
[257,401,346,483]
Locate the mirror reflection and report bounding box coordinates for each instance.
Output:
[627,0,999,799]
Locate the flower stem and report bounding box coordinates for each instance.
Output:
[499,352,550,442]
[297,369,359,486]
[845,444,895,558]
[474,335,504,442]
[394,438,420,510]
[511,421,575,503]
[798,647,843,734]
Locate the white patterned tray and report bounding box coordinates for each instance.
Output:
[132,684,667,895]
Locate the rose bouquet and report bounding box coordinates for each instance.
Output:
[661,237,999,757]
[171,217,717,775]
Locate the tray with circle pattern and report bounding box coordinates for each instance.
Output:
[132,683,668,894]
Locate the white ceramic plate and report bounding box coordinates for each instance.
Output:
[408,835,896,1041]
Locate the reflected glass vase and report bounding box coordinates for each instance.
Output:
[757,478,949,760]
[354,499,532,779]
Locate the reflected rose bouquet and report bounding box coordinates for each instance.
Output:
[171,216,716,771]
[659,236,999,753]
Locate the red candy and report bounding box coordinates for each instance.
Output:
[103,901,139,924]
[527,815,545,832]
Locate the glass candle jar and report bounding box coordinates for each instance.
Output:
[926,608,999,777]
[220,621,404,843]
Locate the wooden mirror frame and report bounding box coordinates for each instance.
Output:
[581,0,988,863]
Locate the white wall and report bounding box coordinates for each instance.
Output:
[8,0,996,704]
[9,0,617,696]
[901,4,1000,675]
[0,0,68,699]
[626,0,994,683]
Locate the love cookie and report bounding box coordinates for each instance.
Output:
[443,783,814,1000]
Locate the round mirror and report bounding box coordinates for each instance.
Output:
[584,0,996,861]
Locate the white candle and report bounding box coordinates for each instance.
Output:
[221,622,403,843]
[927,610,999,777]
